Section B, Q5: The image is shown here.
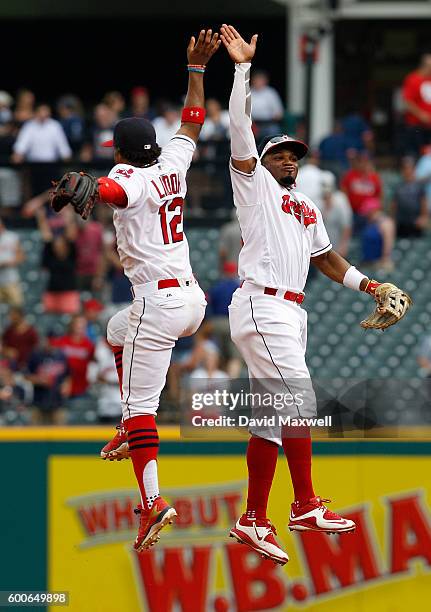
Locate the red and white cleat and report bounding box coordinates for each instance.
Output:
[100,423,129,461]
[289,496,356,534]
[134,497,177,552]
[230,515,289,565]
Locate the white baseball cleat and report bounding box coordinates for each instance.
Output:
[288,496,356,534]
[230,515,289,565]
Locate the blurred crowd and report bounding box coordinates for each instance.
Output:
[1,55,431,425]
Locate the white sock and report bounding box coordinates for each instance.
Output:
[143,459,159,509]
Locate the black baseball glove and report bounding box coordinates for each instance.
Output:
[50,171,99,220]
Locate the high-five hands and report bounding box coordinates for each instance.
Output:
[220,24,258,63]
[187,29,221,65]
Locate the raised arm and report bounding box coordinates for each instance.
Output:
[176,29,221,144]
[221,24,258,174]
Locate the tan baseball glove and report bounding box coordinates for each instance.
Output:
[361,282,412,330]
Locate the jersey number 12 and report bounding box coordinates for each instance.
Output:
[159,197,184,244]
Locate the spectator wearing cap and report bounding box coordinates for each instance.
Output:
[0,218,25,306]
[401,53,431,156]
[207,261,243,378]
[360,197,395,272]
[391,157,428,237]
[319,172,352,258]
[152,105,181,147]
[250,70,284,140]
[415,144,431,212]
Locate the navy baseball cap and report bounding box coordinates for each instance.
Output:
[102,117,157,151]
[258,134,308,160]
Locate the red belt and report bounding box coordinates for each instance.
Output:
[239,281,304,304]
[158,279,180,289]
[263,287,305,304]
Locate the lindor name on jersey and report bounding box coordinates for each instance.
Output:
[151,172,181,200]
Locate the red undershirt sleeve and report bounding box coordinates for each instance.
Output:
[97,177,128,208]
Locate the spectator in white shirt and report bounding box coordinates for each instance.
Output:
[250,70,284,139]
[12,103,71,163]
[88,337,122,423]
[319,172,353,258]
[12,104,72,196]
[297,149,329,208]
[152,106,181,147]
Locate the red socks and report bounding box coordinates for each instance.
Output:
[282,426,315,505]
[125,415,160,509]
[245,435,278,519]
[109,344,123,397]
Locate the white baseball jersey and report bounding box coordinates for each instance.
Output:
[230,161,332,293]
[108,135,195,286]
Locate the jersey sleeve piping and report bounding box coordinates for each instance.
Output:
[310,243,332,257]
[229,159,257,177]
[169,134,196,149]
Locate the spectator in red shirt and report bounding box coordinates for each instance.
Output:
[75,217,104,292]
[2,307,38,370]
[402,53,431,155]
[341,152,382,232]
[52,315,95,398]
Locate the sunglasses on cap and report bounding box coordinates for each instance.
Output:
[258,135,309,160]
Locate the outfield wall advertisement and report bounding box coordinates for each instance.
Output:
[49,454,431,612]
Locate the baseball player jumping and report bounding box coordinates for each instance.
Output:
[51,29,221,551]
[220,24,411,565]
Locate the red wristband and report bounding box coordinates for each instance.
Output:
[97,177,128,207]
[181,107,206,125]
[364,279,381,295]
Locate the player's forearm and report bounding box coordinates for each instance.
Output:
[312,249,370,291]
[312,249,351,284]
[184,72,205,111]
[177,72,206,143]
[229,63,258,163]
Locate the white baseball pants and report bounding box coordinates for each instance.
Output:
[228,282,317,444]
[107,280,206,420]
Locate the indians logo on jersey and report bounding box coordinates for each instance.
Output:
[281,194,317,227]
[115,168,134,179]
